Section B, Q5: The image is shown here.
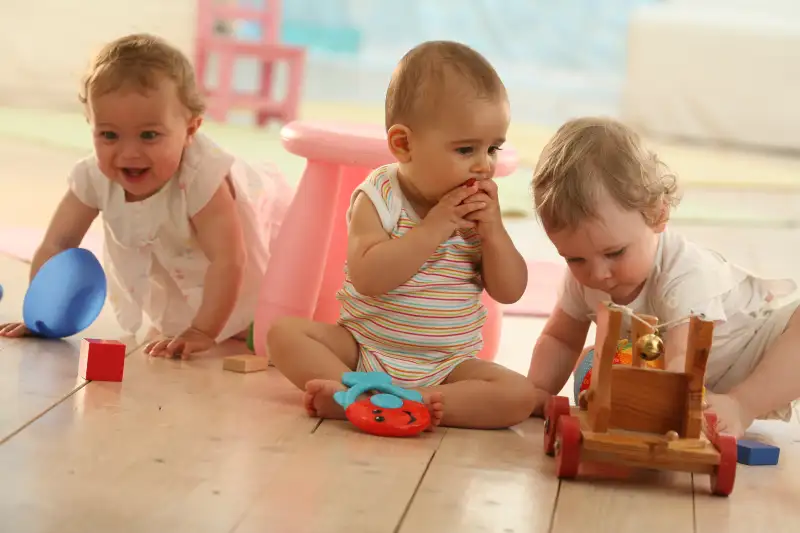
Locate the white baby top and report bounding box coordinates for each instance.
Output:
[558,227,797,386]
[68,132,273,341]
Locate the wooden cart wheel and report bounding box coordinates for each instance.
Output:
[555,415,581,478]
[710,434,737,496]
[544,396,571,456]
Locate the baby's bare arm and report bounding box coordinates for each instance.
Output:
[346,193,443,296]
[33,190,99,280]
[479,226,527,304]
[527,307,591,415]
[1,190,98,337]
[190,178,247,339]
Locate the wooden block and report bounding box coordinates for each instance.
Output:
[79,338,126,382]
[223,354,269,373]
[737,439,780,465]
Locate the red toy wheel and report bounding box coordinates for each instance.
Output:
[555,415,582,479]
[543,396,571,456]
[710,434,737,496]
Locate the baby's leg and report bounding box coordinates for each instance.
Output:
[424,359,538,429]
[267,317,359,419]
[708,305,800,437]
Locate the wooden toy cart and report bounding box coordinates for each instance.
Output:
[542,301,737,496]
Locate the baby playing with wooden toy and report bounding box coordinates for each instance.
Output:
[526,116,800,438]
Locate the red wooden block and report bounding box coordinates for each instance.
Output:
[79,338,126,382]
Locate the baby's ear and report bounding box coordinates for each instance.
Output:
[185,116,203,144]
[189,116,203,135]
[387,124,412,163]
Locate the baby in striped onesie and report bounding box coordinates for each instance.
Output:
[268,41,538,429]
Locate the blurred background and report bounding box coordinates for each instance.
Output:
[0,0,797,286]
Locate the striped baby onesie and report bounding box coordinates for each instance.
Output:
[336,164,487,388]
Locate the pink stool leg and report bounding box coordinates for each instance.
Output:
[253,161,342,358]
[313,166,372,325]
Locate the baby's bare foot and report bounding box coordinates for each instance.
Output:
[304,379,348,419]
[420,391,445,429]
[705,392,753,438]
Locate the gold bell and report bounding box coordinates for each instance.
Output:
[636,333,664,361]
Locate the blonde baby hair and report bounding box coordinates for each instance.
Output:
[79,33,205,117]
[384,40,507,130]
[532,116,681,233]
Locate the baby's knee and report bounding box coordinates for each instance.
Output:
[499,376,539,426]
[266,317,309,359]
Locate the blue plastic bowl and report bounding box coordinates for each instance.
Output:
[23,248,107,338]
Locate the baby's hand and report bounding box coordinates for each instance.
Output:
[422,181,484,241]
[0,322,32,338]
[145,326,216,359]
[463,179,503,238]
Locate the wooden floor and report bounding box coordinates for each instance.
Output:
[1,220,800,532]
[1,138,800,531]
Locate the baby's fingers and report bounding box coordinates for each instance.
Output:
[146,339,171,357]
[0,323,28,337]
[9,324,29,338]
[455,201,485,219]
[443,182,480,206]
[165,338,189,360]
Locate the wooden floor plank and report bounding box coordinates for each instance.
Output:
[551,454,695,532]
[397,419,558,533]
[0,255,138,442]
[230,420,444,533]
[0,343,319,533]
[695,420,800,533]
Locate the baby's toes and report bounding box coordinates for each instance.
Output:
[426,392,445,427]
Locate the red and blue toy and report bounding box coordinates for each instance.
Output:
[333,371,431,437]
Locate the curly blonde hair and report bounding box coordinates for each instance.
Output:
[532,117,681,233]
[79,33,205,117]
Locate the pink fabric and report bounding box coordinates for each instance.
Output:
[253,161,294,256]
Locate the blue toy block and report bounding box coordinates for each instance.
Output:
[737,439,780,466]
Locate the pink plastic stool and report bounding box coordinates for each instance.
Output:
[254,121,520,362]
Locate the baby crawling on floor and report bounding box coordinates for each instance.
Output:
[267,40,538,429]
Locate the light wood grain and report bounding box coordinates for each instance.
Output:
[552,467,694,533]
[398,420,558,533]
[0,342,319,533]
[0,255,138,442]
[231,421,444,533]
[694,420,800,532]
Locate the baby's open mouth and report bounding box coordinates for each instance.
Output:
[122,167,149,179]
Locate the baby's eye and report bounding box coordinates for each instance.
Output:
[456,147,473,155]
[565,257,585,264]
[99,131,118,140]
[488,145,503,155]
[606,248,626,258]
[140,131,159,140]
